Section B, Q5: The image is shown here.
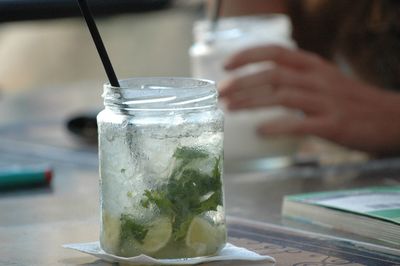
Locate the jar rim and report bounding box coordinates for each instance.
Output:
[106,77,215,90]
[103,77,218,112]
[192,14,292,45]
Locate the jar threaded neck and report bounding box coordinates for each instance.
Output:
[103,77,218,113]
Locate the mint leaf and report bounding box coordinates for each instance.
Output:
[173,146,208,160]
[198,190,222,213]
[140,189,175,216]
[212,156,221,180]
[173,214,195,241]
[120,214,148,244]
[140,147,223,241]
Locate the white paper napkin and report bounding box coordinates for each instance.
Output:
[63,242,275,265]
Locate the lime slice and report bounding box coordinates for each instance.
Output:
[140,217,172,253]
[101,211,121,253]
[185,216,222,256]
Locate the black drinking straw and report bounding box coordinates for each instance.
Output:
[77,0,120,87]
[211,0,222,32]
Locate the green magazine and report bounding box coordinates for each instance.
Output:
[282,186,400,246]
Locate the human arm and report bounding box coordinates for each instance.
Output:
[206,0,288,17]
[219,45,400,155]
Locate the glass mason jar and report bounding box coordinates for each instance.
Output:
[189,15,301,162]
[190,15,294,83]
[97,77,226,259]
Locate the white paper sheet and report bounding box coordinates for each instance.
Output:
[63,242,275,265]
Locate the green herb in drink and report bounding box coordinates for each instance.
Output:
[120,214,148,244]
[120,146,223,245]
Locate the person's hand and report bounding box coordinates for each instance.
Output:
[219,45,400,155]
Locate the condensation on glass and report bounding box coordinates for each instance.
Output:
[97,78,225,258]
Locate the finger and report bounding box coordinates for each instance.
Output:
[226,85,275,106]
[219,70,275,98]
[224,45,327,71]
[227,88,327,115]
[257,117,328,137]
[219,66,323,98]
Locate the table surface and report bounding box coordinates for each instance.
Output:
[1,82,400,266]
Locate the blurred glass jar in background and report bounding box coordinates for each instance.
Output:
[190,15,302,165]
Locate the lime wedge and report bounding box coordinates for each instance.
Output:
[140,217,172,253]
[185,216,222,256]
[101,211,121,253]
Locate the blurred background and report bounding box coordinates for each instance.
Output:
[0,0,366,170]
[0,0,209,147]
[0,0,199,92]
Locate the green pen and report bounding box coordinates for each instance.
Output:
[0,165,53,189]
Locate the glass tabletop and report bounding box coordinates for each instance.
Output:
[1,84,400,265]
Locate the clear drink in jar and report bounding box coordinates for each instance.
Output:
[98,77,226,258]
